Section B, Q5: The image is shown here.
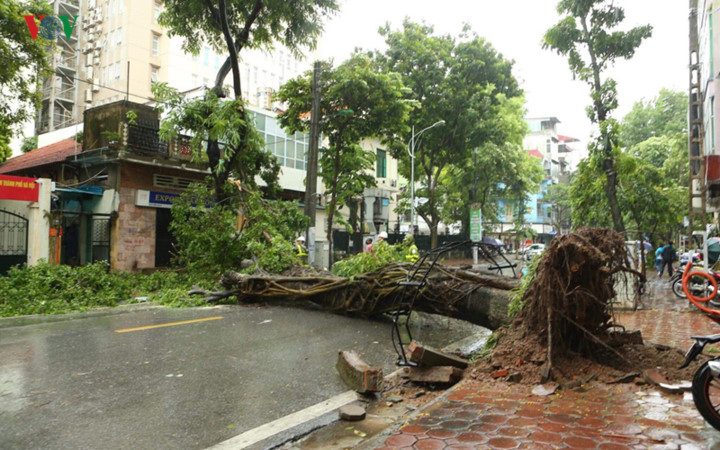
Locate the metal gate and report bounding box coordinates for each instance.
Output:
[0,209,28,274]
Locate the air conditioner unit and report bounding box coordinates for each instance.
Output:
[87,31,95,42]
[95,41,102,49]
[83,44,92,53]
[93,49,100,59]
[85,89,93,103]
[82,17,91,30]
[88,0,96,8]
[94,10,103,22]
[92,79,100,92]
[85,55,93,66]
[85,67,94,80]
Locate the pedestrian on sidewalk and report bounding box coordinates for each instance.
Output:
[655,243,665,276]
[659,241,677,278]
[364,238,374,253]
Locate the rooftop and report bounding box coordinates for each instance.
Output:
[0,139,81,175]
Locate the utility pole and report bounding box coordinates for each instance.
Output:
[304,61,321,266]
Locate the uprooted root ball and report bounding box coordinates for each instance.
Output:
[514,227,639,356]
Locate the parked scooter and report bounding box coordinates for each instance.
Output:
[671,254,706,298]
[680,316,720,431]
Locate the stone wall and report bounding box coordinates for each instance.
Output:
[112,186,156,271]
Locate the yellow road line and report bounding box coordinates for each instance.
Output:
[115,316,223,333]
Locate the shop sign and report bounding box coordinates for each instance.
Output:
[136,189,180,209]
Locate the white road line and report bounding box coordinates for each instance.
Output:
[206,390,358,449]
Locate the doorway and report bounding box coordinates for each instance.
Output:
[155,208,175,267]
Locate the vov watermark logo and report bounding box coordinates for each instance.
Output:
[23,15,78,40]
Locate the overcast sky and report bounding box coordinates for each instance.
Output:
[317,0,689,162]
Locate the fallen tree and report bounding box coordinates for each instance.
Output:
[190,263,518,330]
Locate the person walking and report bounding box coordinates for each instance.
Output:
[659,241,677,278]
[655,243,665,276]
[364,238,374,253]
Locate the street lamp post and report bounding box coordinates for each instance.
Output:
[408,120,445,233]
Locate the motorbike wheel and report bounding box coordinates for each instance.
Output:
[672,279,687,298]
[692,361,720,431]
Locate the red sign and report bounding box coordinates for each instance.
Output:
[0,175,39,202]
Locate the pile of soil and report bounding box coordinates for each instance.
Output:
[471,316,707,386]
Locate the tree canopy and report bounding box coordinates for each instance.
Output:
[570,88,689,244]
[544,0,652,233]
[158,0,339,200]
[621,88,687,148]
[377,20,525,247]
[277,54,411,266]
[0,0,53,162]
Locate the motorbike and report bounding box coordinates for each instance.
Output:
[671,254,708,299]
[680,315,720,431]
[678,260,720,431]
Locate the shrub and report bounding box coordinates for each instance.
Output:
[332,242,403,277]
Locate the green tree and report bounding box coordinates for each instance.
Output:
[441,92,541,235]
[570,156,613,228]
[170,181,308,276]
[0,0,53,162]
[277,54,411,266]
[158,0,338,201]
[621,88,687,148]
[378,21,523,248]
[20,135,37,153]
[543,182,573,232]
[544,0,652,233]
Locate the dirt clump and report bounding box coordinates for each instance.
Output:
[473,322,706,386]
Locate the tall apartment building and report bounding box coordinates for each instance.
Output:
[690,0,720,227]
[37,0,81,133]
[37,0,311,135]
[698,0,719,157]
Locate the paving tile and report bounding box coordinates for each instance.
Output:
[486,436,520,448]
[413,438,446,450]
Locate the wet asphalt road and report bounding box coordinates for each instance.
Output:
[0,305,405,449]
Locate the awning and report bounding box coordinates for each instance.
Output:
[54,185,104,195]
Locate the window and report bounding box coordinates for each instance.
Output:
[376,149,387,178]
[251,112,308,170]
[711,14,715,78]
[150,66,158,83]
[152,34,160,56]
[116,27,122,46]
[114,62,120,80]
[203,48,209,66]
[154,1,161,23]
[712,96,716,152]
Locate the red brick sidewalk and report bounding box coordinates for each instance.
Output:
[377,381,709,449]
[374,278,720,449]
